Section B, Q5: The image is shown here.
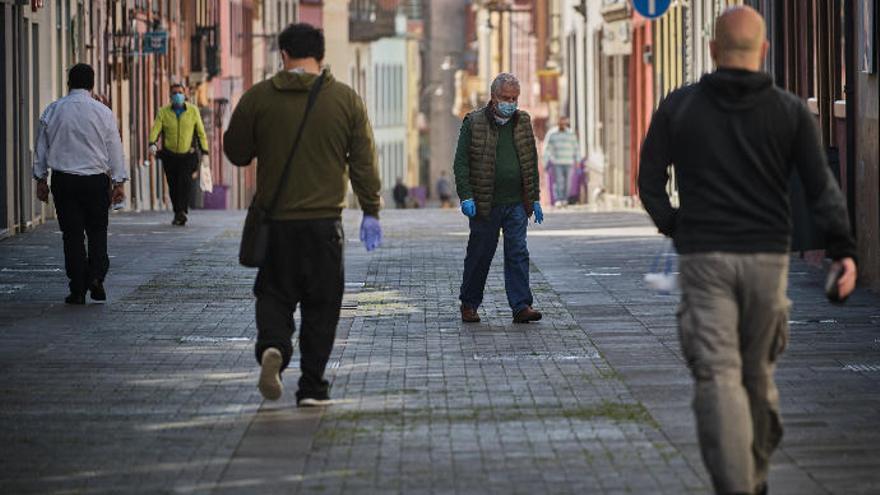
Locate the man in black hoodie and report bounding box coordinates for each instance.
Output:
[639,6,857,495]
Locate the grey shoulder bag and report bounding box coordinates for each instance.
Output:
[239,71,325,268]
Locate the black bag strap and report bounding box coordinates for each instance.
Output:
[262,70,326,216]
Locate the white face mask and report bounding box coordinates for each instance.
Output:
[494,113,511,125]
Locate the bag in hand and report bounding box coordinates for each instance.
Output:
[199,155,213,193]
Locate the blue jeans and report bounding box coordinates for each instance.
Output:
[460,204,533,315]
[554,164,571,203]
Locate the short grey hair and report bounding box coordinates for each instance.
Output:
[490,73,520,96]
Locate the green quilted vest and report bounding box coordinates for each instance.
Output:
[466,106,540,219]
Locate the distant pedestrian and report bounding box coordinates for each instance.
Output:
[149,83,209,226]
[34,63,128,305]
[542,115,581,205]
[224,23,382,407]
[454,72,543,324]
[393,177,408,209]
[436,170,453,208]
[638,7,857,494]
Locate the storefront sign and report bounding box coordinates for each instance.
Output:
[602,20,631,56]
[143,31,168,55]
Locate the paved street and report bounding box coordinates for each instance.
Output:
[1,208,878,494]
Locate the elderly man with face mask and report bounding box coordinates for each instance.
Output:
[453,72,543,324]
[149,83,209,226]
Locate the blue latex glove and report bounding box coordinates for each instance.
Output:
[460,198,477,218]
[359,215,382,251]
[533,201,544,224]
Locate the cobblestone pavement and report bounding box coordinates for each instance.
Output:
[1,208,878,494]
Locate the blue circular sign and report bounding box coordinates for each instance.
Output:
[631,0,671,19]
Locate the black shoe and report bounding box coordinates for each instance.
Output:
[65,293,86,305]
[89,280,106,301]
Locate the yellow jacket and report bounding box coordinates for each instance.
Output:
[149,103,209,154]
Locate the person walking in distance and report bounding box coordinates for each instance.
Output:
[454,73,544,324]
[436,170,453,208]
[638,7,857,494]
[393,177,408,209]
[149,83,209,226]
[34,63,128,304]
[542,115,581,206]
[224,23,382,407]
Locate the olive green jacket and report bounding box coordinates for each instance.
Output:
[223,69,381,220]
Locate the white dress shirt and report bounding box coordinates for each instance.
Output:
[33,89,128,183]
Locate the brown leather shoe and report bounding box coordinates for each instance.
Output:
[460,305,480,323]
[513,306,542,323]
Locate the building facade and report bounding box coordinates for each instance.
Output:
[348,0,423,202]
[1,0,53,237]
[554,0,878,286]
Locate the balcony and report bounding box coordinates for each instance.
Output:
[349,0,397,43]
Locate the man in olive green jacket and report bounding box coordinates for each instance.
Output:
[149,83,209,226]
[453,72,544,325]
[224,23,381,407]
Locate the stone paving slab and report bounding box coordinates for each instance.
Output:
[0,211,260,494]
[267,210,705,495]
[528,208,880,495]
[1,208,878,494]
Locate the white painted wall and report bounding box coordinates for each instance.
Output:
[369,36,408,194]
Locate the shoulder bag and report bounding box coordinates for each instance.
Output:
[239,71,325,267]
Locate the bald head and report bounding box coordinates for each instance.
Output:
[710,6,769,71]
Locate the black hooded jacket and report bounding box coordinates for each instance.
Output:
[638,68,856,260]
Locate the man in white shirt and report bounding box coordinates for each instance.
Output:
[34,63,128,304]
[541,116,582,205]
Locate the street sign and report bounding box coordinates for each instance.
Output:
[631,0,671,19]
[142,31,168,55]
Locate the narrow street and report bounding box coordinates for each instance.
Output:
[1,208,878,494]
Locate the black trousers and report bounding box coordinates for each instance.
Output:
[254,218,344,399]
[161,152,196,215]
[50,171,111,295]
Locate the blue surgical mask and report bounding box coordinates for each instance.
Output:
[496,101,517,118]
[171,93,186,106]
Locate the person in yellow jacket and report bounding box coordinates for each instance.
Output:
[149,83,209,225]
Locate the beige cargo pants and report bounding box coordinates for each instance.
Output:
[677,253,790,494]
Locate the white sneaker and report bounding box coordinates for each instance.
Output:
[296,397,333,408]
[258,348,283,400]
